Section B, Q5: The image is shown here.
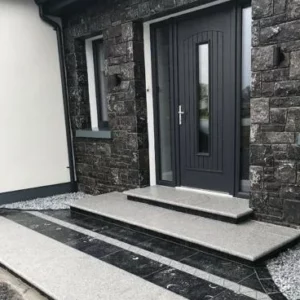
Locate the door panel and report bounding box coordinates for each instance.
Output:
[177,5,236,193]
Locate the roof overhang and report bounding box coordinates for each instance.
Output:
[37,0,96,17]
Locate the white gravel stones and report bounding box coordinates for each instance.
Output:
[0,192,88,210]
[267,242,300,300]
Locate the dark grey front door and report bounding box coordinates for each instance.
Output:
[177,4,236,193]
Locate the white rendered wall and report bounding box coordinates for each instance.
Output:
[0,0,71,193]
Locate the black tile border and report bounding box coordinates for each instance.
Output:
[3,212,231,300]
[4,210,288,299]
[127,195,253,224]
[70,206,300,267]
[43,210,292,299]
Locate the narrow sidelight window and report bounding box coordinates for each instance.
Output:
[198,43,210,154]
[153,24,173,182]
[240,6,252,192]
[93,39,108,128]
[85,35,108,131]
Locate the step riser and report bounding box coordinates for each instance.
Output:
[70,206,293,267]
[127,195,252,224]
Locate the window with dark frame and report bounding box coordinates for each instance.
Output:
[92,39,109,129]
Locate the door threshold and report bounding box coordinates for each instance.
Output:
[175,186,233,198]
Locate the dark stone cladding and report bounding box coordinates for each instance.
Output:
[62,0,214,195]
[250,0,300,226]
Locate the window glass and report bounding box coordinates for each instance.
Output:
[240,6,252,192]
[155,25,173,182]
[94,40,108,124]
[198,43,210,153]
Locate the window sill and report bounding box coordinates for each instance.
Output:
[76,129,112,139]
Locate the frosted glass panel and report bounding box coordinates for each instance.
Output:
[240,6,252,191]
[198,43,210,153]
[155,26,173,182]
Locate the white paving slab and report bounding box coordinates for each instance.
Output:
[71,192,300,262]
[124,186,253,219]
[0,217,185,300]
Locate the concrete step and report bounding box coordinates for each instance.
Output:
[124,186,253,223]
[70,192,300,264]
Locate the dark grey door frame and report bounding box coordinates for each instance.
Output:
[151,0,250,196]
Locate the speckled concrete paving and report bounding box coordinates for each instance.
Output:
[124,186,253,219]
[0,217,185,300]
[71,192,300,262]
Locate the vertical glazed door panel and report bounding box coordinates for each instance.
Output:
[177,5,236,193]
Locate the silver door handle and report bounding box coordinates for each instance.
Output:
[178,105,185,125]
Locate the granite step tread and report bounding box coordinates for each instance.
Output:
[124,186,253,222]
[70,192,300,262]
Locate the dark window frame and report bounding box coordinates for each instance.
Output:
[151,20,177,187]
[92,39,109,129]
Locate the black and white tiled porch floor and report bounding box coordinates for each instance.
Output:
[0,209,288,300]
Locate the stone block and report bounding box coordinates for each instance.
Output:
[287,144,300,160]
[270,96,300,107]
[260,124,285,132]
[261,82,275,97]
[281,185,300,199]
[251,72,262,97]
[269,196,283,209]
[283,199,300,225]
[274,0,287,15]
[252,21,260,47]
[121,22,134,41]
[250,124,261,143]
[290,51,300,79]
[120,62,135,79]
[252,0,273,19]
[252,46,274,71]
[138,2,150,17]
[251,98,270,123]
[270,108,287,124]
[286,108,300,131]
[107,25,122,39]
[250,144,272,165]
[260,20,300,44]
[287,0,300,19]
[275,161,296,183]
[250,192,269,213]
[260,14,287,28]
[274,81,300,97]
[261,69,289,82]
[250,166,264,190]
[265,132,295,143]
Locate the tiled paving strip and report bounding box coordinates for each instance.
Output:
[43,210,285,299]
[29,211,272,300]
[0,216,186,300]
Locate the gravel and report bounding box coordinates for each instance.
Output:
[0,192,88,211]
[267,242,300,300]
[0,282,22,300]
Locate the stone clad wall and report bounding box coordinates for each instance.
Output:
[62,0,205,194]
[250,0,300,226]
